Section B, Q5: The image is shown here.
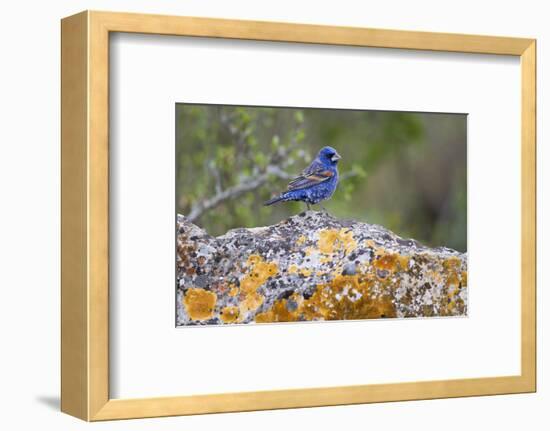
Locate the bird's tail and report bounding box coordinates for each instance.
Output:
[264,194,285,206]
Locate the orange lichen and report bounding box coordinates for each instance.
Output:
[289,292,304,304]
[318,228,357,255]
[254,311,276,323]
[446,271,460,289]
[260,299,297,323]
[234,255,278,320]
[363,294,396,319]
[240,255,278,294]
[254,274,397,323]
[443,257,466,295]
[461,271,468,287]
[305,247,315,256]
[285,263,310,276]
[288,264,298,274]
[441,272,466,316]
[429,269,444,285]
[374,252,409,273]
[296,235,307,246]
[211,248,464,324]
[307,275,396,320]
[240,291,264,316]
[443,256,462,270]
[220,306,240,323]
[182,288,217,321]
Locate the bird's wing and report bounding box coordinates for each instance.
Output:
[287,163,335,191]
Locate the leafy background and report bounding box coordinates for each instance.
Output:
[176,104,467,252]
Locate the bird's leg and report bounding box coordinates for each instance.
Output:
[319,204,328,213]
[306,203,311,211]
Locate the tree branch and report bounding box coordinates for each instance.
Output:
[187,164,293,222]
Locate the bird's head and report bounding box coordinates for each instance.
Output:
[318,146,341,166]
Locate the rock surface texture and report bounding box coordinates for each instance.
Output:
[177,211,467,325]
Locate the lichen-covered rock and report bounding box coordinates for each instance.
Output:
[176,211,467,325]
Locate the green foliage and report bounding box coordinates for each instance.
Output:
[176,105,467,251]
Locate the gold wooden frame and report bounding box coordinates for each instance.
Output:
[61,10,537,421]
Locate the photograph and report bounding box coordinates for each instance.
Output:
[176,104,467,325]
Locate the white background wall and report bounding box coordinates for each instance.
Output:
[0,0,546,429]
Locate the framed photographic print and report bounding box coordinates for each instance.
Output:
[61,10,536,421]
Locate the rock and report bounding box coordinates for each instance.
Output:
[176,211,467,325]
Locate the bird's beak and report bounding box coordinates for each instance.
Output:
[331,152,342,162]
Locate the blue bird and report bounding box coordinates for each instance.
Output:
[264,146,341,211]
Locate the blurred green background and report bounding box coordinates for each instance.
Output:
[176,104,467,252]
